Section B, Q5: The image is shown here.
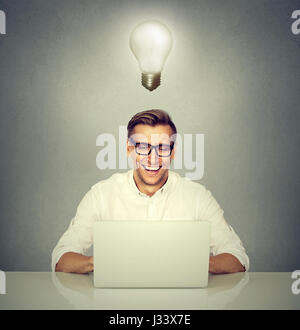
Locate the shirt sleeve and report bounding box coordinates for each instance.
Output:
[197,187,250,271]
[51,188,99,271]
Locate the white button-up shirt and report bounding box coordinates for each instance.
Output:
[51,170,250,271]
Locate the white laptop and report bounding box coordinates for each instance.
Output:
[93,220,210,288]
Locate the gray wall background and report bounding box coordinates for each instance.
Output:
[0,0,299,271]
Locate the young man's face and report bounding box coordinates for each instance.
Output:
[127,124,176,193]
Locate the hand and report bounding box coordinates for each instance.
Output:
[209,253,245,274]
[86,256,94,273]
[56,253,94,273]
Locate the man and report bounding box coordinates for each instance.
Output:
[52,109,249,274]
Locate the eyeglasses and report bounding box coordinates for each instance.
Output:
[129,139,174,157]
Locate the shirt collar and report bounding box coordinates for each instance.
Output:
[128,169,174,198]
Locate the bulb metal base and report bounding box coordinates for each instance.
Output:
[141,73,161,91]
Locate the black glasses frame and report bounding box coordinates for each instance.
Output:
[129,138,175,157]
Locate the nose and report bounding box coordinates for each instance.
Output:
[148,147,159,165]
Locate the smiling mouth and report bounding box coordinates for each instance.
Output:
[142,164,162,173]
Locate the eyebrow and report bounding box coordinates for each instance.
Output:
[129,138,173,144]
[130,139,174,147]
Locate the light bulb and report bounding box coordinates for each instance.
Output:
[129,20,173,91]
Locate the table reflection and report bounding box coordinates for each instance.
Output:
[52,272,250,309]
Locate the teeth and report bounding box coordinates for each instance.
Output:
[144,165,160,171]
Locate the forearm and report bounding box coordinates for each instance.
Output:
[209,253,245,274]
[55,252,94,274]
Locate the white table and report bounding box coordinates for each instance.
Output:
[0,272,299,310]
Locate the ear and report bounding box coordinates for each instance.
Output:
[170,143,176,161]
[126,139,135,157]
[126,139,131,157]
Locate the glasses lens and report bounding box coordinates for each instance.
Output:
[136,143,151,155]
[157,144,172,157]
